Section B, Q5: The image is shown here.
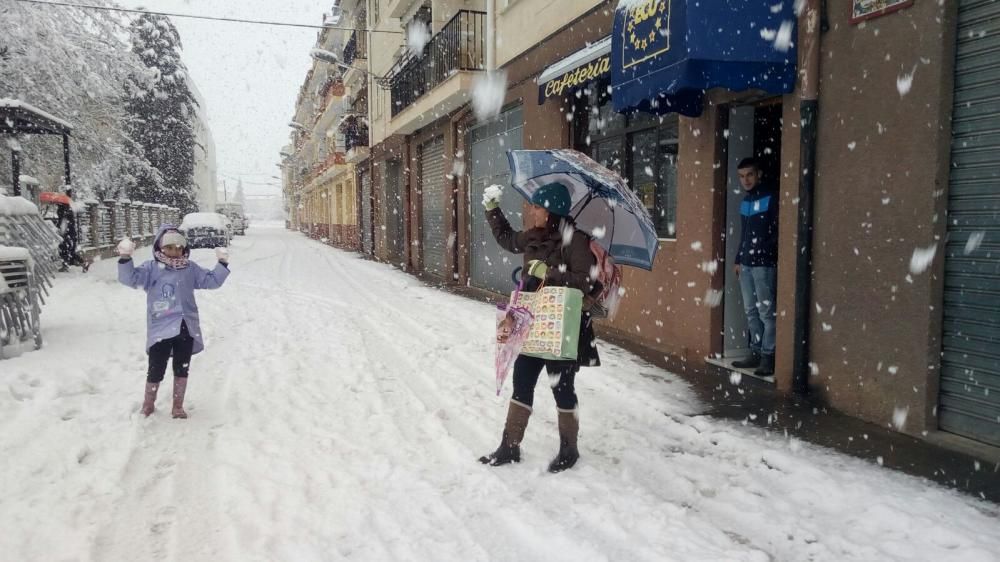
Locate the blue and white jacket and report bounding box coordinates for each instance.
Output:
[736,184,779,267]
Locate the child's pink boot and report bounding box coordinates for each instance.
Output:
[141,383,159,417]
[171,377,188,419]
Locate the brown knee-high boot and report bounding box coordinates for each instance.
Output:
[479,400,531,466]
[171,377,188,419]
[548,409,579,473]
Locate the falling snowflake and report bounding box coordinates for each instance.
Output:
[773,20,794,52]
[406,21,430,56]
[896,65,917,97]
[909,244,937,275]
[472,71,507,121]
[704,289,723,308]
[964,231,985,255]
[892,406,909,430]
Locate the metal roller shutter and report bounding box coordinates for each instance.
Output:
[384,160,405,266]
[420,137,447,277]
[940,0,1000,446]
[361,168,373,255]
[467,106,524,294]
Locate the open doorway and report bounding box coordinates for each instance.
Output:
[719,99,782,376]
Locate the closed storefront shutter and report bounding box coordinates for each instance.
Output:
[467,106,524,294]
[940,0,1000,446]
[361,168,373,255]
[384,160,405,266]
[420,136,447,277]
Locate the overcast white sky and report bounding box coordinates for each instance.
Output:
[120,0,325,196]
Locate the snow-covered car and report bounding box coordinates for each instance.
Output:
[220,215,235,243]
[179,212,230,248]
[215,203,247,235]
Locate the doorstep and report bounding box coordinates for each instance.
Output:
[705,356,776,385]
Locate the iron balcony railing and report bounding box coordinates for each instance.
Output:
[343,30,368,67]
[389,10,486,117]
[344,120,369,152]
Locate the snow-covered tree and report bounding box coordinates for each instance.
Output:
[124,13,198,214]
[0,0,163,201]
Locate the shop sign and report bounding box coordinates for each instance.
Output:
[539,55,611,102]
[621,0,671,69]
[850,0,914,24]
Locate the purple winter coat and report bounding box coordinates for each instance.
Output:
[118,224,230,354]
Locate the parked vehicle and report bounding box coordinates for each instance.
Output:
[179,212,230,248]
[215,202,247,235]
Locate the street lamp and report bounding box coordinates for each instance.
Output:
[310,48,342,66]
[310,48,390,87]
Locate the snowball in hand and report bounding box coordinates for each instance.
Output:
[116,238,134,257]
[482,184,504,205]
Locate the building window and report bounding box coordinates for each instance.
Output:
[575,84,678,239]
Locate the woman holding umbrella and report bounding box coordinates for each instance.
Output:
[478,181,600,473]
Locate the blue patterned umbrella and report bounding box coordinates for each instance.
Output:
[506,149,659,270]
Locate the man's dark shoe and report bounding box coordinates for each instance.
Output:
[754,354,775,376]
[732,353,761,369]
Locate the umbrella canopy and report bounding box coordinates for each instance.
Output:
[506,149,659,270]
[40,192,72,206]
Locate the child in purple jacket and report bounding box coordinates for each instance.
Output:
[117,225,230,418]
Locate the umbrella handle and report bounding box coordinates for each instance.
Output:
[510,267,525,306]
[511,266,522,285]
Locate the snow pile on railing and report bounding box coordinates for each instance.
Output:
[0,240,44,357]
[0,194,61,353]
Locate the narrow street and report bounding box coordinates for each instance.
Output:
[1,225,998,562]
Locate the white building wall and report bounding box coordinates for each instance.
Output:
[189,81,218,212]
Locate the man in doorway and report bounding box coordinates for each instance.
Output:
[732,157,779,376]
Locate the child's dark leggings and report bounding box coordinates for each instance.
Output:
[147,322,194,383]
[510,354,579,410]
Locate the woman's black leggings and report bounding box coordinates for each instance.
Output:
[510,354,579,410]
[147,322,194,383]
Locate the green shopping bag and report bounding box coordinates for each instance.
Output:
[516,286,584,361]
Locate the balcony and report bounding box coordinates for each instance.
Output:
[304,150,347,187]
[342,30,367,67]
[342,116,370,163]
[389,10,485,127]
[313,89,350,138]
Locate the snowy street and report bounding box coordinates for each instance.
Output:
[2,225,999,562]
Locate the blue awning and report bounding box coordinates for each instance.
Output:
[611,0,798,117]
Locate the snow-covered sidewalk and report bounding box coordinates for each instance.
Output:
[2,225,998,562]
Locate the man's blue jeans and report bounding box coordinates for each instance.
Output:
[738,266,777,356]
